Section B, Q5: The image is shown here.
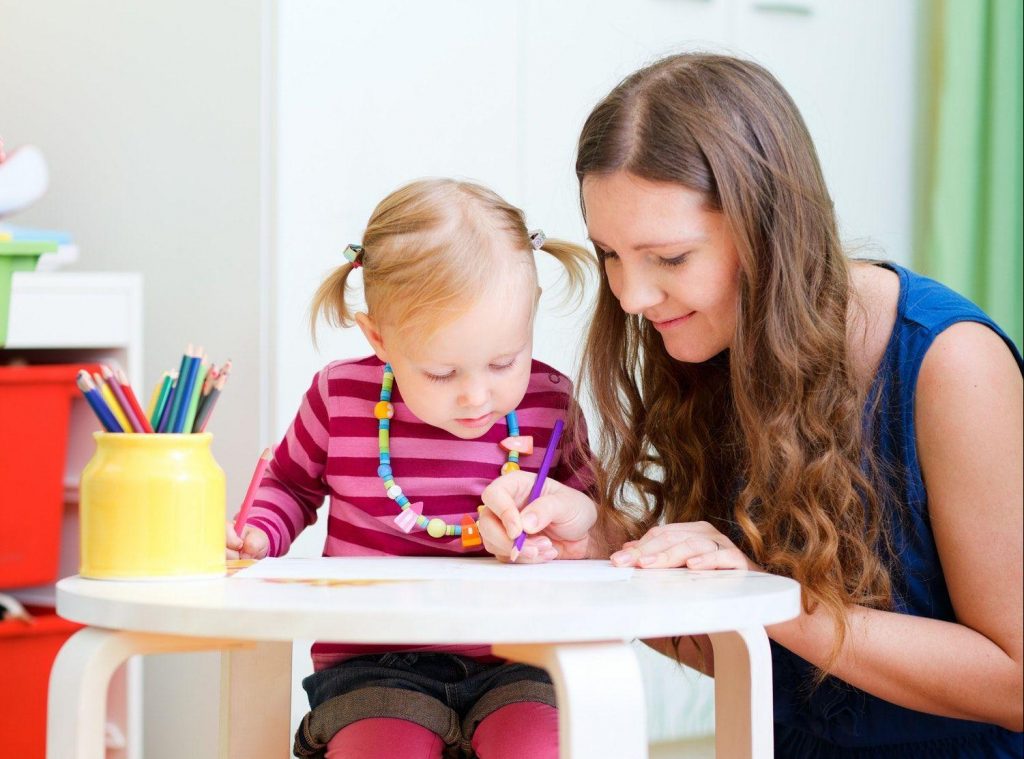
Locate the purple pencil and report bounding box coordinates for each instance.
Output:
[510,418,564,563]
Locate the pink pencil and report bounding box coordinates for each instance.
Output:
[233,448,272,535]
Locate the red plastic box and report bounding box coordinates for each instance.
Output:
[0,605,83,756]
[0,364,88,588]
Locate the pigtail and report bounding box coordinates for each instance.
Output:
[537,238,596,307]
[309,261,360,348]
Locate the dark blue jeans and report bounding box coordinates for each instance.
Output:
[294,652,556,759]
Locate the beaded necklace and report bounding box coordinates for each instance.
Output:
[374,363,523,546]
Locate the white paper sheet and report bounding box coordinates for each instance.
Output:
[233,556,632,583]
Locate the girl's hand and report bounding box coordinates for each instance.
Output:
[225,522,270,560]
[610,521,760,571]
[479,471,598,563]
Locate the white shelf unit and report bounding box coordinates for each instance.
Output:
[2,270,144,759]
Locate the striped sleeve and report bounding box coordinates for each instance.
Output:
[246,370,331,556]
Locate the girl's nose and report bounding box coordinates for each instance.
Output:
[457,376,489,409]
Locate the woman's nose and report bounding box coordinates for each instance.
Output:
[614,264,663,315]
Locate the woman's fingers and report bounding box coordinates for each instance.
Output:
[611,522,752,569]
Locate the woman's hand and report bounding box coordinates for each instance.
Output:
[225,522,270,560]
[610,521,760,570]
[479,471,598,563]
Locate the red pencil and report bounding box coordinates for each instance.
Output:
[115,367,154,433]
[233,448,272,535]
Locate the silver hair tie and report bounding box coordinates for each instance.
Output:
[342,244,364,268]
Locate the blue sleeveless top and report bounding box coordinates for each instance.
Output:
[772,263,1024,758]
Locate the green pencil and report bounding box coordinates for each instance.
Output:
[183,361,210,434]
[149,372,174,429]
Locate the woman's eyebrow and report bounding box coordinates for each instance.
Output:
[587,235,708,251]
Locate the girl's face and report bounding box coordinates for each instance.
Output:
[582,171,741,364]
[362,279,536,439]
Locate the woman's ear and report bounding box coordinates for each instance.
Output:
[355,312,387,362]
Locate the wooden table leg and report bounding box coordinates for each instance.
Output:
[47,627,245,759]
[494,641,647,759]
[219,640,292,758]
[708,627,774,759]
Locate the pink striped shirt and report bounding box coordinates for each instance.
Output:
[246,355,593,667]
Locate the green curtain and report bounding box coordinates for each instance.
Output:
[916,0,1023,348]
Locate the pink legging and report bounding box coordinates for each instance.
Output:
[324,701,558,759]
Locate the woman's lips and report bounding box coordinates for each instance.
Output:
[650,311,696,332]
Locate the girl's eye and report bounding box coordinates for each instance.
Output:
[425,371,455,383]
[596,247,619,261]
[658,253,690,267]
[490,359,515,372]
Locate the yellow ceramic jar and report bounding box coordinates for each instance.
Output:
[79,432,226,579]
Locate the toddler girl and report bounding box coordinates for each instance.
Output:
[226,178,594,759]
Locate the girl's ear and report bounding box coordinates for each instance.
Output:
[355,312,388,362]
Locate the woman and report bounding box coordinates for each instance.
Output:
[480,54,1023,756]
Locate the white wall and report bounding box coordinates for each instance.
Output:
[0,1,267,756]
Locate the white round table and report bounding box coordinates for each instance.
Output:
[49,561,800,758]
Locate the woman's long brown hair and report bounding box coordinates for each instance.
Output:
[577,54,892,669]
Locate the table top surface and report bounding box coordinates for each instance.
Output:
[57,559,800,644]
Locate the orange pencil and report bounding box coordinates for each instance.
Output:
[234,448,273,535]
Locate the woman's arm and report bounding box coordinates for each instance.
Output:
[774,322,1023,730]
[618,322,1023,730]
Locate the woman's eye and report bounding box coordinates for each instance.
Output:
[658,253,690,267]
[425,371,455,383]
[596,246,618,261]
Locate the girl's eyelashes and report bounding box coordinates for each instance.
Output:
[595,246,618,261]
[423,358,515,383]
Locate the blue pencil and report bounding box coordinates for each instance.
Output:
[510,418,564,562]
[75,370,124,432]
[163,346,194,433]
[171,354,201,433]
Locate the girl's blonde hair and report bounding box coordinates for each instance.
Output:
[576,54,892,677]
[311,178,593,343]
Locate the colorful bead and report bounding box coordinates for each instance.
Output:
[500,436,534,455]
[460,515,482,547]
[426,518,447,538]
[377,362,519,541]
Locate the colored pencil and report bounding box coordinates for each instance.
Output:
[510,418,564,563]
[233,448,273,534]
[146,373,165,419]
[75,370,124,432]
[194,371,226,432]
[171,353,201,433]
[115,367,155,433]
[101,365,143,432]
[164,345,194,433]
[149,372,173,427]
[155,374,178,432]
[95,372,132,433]
[182,360,209,434]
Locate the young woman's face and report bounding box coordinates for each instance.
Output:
[582,171,740,364]
[375,280,536,440]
